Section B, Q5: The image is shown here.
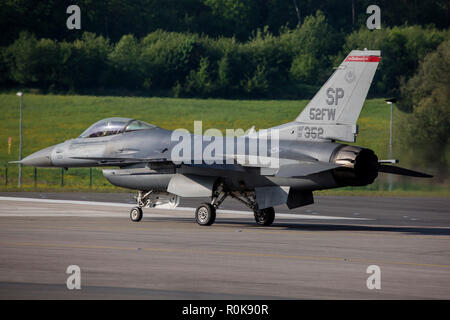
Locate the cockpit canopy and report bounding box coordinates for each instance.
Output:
[79,117,156,138]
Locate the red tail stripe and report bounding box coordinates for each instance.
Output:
[345,56,381,62]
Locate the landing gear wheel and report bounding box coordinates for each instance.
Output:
[130,207,143,222]
[254,207,275,226]
[195,203,216,226]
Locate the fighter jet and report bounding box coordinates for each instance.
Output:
[17,50,432,226]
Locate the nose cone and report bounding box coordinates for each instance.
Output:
[21,146,54,167]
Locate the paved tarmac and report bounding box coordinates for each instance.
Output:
[0,192,449,299]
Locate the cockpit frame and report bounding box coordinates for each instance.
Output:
[79,118,156,138]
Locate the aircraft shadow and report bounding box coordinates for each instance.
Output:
[148,217,450,236]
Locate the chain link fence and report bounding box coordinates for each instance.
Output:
[1,163,118,190]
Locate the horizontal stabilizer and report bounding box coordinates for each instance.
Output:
[378,165,432,178]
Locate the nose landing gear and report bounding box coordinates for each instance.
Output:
[129,190,180,222]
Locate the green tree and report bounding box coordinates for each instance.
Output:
[140,31,200,90]
[65,32,112,89]
[203,0,259,39]
[217,52,231,92]
[240,63,268,96]
[284,11,339,85]
[109,34,142,89]
[398,40,450,176]
[342,26,448,96]
[4,32,61,89]
[4,32,39,85]
[182,57,214,97]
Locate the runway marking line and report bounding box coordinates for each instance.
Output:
[2,241,450,270]
[0,196,370,221]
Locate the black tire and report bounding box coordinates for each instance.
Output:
[254,207,275,226]
[130,207,143,222]
[195,203,216,226]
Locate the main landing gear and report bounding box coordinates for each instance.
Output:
[194,184,276,227]
[195,203,216,226]
[129,188,276,227]
[130,206,143,222]
[253,207,275,226]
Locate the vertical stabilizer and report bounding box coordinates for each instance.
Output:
[295,50,381,142]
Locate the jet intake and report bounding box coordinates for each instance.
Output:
[331,145,378,186]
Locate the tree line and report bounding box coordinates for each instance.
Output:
[1,11,448,100]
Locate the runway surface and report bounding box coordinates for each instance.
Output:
[0,192,449,299]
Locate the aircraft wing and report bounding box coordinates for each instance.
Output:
[72,153,340,178]
[187,154,340,178]
[272,160,340,177]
